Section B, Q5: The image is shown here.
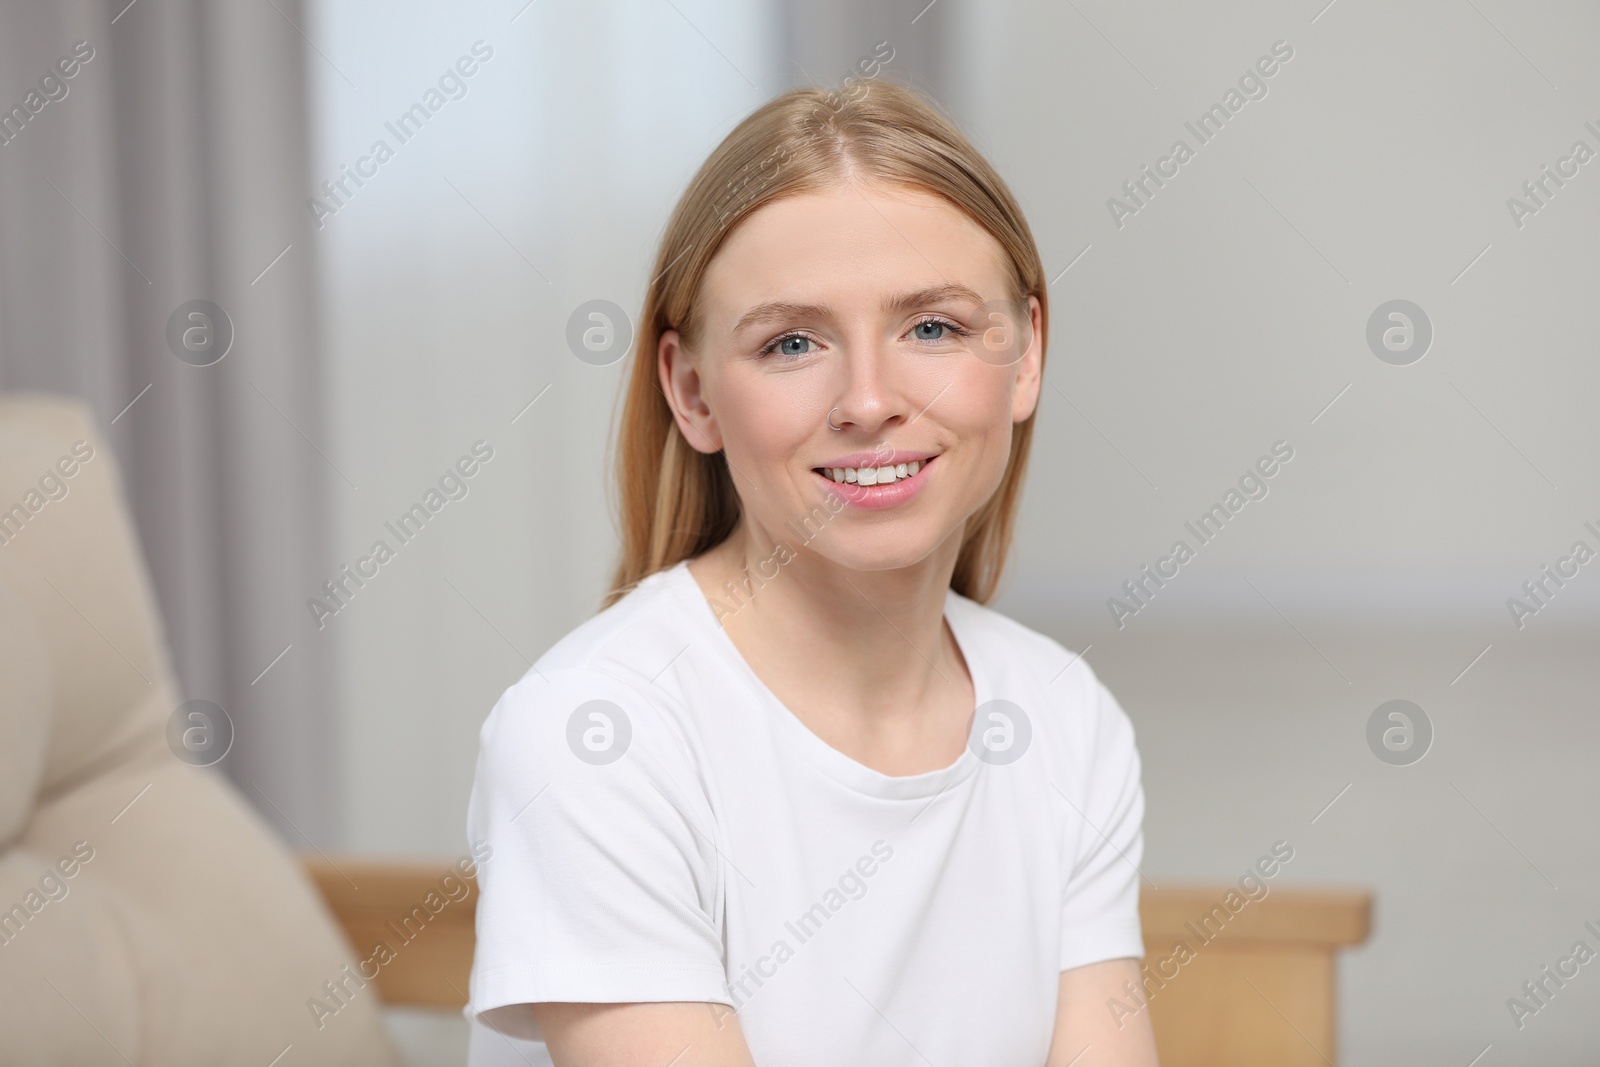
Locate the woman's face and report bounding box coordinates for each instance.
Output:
[659,179,1043,574]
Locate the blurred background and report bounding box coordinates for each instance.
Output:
[1,0,1597,1063]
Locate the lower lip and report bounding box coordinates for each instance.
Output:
[811,458,936,511]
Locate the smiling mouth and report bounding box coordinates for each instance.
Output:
[811,455,937,486]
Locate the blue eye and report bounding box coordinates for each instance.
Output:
[910,317,967,343]
[761,333,817,359]
[759,318,966,359]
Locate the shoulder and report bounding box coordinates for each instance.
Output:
[949,591,1137,765]
[529,567,692,689]
[475,570,701,772]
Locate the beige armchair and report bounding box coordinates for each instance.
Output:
[0,393,400,1066]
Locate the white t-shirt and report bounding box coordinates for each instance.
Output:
[464,560,1146,1066]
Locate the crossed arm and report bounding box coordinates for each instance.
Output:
[527,957,1159,1067]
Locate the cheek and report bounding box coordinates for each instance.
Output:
[950,365,1016,448]
[711,374,819,474]
[944,369,1019,500]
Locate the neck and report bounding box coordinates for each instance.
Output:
[687,520,967,716]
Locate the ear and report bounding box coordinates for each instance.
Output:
[658,328,724,455]
[1011,294,1044,424]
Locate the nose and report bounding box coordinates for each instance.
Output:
[824,331,911,436]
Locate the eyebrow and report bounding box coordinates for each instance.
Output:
[730,283,987,335]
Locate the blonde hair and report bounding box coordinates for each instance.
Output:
[603,79,1048,609]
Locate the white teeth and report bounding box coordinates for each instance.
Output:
[820,458,931,484]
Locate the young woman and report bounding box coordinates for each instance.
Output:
[465,79,1159,1067]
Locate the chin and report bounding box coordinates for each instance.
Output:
[807,532,948,575]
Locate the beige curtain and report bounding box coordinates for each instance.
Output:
[0,0,339,843]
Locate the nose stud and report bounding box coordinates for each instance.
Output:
[827,407,844,431]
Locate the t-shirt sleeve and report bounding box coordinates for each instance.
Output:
[1057,663,1147,972]
[465,665,730,1039]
